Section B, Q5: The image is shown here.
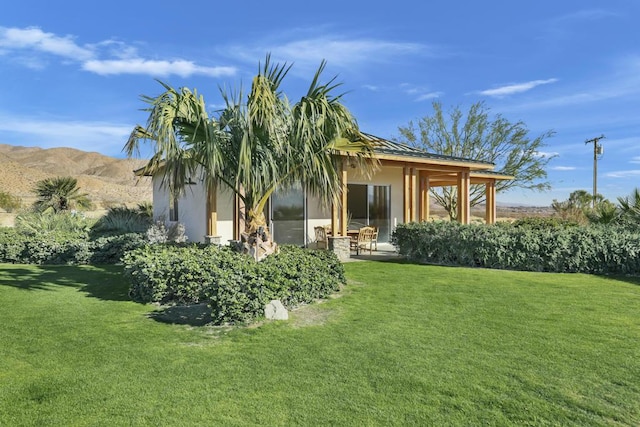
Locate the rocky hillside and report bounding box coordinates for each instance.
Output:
[0,144,152,209]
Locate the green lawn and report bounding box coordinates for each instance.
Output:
[1,261,639,426]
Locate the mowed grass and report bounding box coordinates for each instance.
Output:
[1,262,639,426]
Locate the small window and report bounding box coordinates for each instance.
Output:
[169,192,179,221]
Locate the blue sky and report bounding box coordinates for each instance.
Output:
[1,0,639,206]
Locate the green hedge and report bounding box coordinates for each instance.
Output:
[122,244,346,324]
[392,221,640,274]
[0,227,146,265]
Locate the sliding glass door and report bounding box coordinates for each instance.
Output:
[270,185,306,246]
[347,184,391,242]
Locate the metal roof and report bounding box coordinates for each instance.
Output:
[361,132,495,167]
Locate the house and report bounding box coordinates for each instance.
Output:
[140,133,512,246]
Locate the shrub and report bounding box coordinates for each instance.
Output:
[92,206,153,234]
[0,191,22,212]
[122,244,346,324]
[393,221,640,275]
[15,210,93,236]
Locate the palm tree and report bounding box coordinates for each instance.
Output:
[618,187,640,224]
[125,55,376,254]
[33,176,92,213]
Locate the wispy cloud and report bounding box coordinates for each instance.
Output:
[0,26,237,78]
[604,170,640,179]
[415,92,443,102]
[479,78,558,97]
[551,166,577,171]
[0,113,132,155]
[0,26,93,60]
[631,156,640,164]
[505,56,640,112]
[230,35,429,73]
[83,59,235,78]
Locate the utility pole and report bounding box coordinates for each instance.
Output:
[585,135,605,208]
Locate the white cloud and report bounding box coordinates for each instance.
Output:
[479,78,558,97]
[415,92,443,102]
[604,170,640,179]
[82,59,236,78]
[0,26,237,79]
[231,36,428,73]
[0,26,93,60]
[551,166,577,171]
[631,156,640,164]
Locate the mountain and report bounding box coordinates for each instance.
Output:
[0,144,151,209]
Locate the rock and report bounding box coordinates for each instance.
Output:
[264,300,288,320]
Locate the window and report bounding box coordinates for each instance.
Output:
[169,192,179,221]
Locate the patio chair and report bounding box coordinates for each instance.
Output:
[314,225,328,249]
[350,226,375,255]
[371,226,379,251]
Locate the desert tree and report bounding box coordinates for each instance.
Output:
[397,101,555,219]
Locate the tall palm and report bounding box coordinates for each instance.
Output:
[33,176,92,213]
[125,55,376,242]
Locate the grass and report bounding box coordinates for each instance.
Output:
[1,261,639,425]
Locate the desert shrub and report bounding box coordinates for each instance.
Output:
[15,210,93,236]
[146,221,188,244]
[123,244,346,324]
[92,206,153,234]
[507,216,580,230]
[0,191,22,212]
[393,221,640,275]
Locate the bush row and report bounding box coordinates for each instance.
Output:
[0,228,146,265]
[123,244,346,324]
[392,221,640,275]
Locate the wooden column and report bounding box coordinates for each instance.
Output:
[341,160,348,236]
[331,200,339,237]
[419,172,430,222]
[206,182,217,236]
[456,170,470,224]
[403,166,418,223]
[485,180,496,224]
[410,168,418,222]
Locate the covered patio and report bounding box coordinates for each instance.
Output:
[327,133,513,238]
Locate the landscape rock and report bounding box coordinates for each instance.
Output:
[264,300,288,321]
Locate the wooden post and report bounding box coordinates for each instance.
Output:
[485,180,496,224]
[403,166,411,223]
[419,172,430,221]
[410,167,418,222]
[341,160,348,236]
[206,182,217,236]
[456,170,470,224]
[331,200,339,237]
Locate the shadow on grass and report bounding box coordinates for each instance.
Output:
[0,264,130,301]
[148,303,212,326]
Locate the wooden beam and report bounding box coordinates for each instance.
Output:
[331,199,339,237]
